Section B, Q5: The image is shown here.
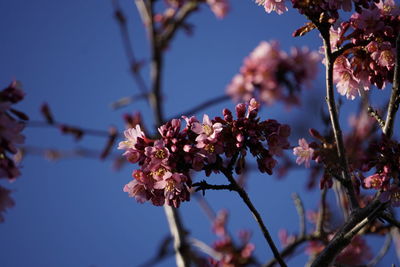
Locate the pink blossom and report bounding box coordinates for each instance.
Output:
[371,47,396,69]
[293,138,314,168]
[118,125,145,150]
[123,179,150,204]
[207,0,229,19]
[192,114,223,145]
[144,139,170,171]
[257,0,288,15]
[376,0,400,16]
[333,56,361,100]
[363,173,388,190]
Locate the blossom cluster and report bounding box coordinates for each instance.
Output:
[0,81,27,223]
[208,210,255,266]
[331,0,400,99]
[119,99,291,207]
[257,0,400,100]
[292,108,400,207]
[226,41,320,107]
[0,81,28,181]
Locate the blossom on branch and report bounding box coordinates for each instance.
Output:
[119,99,290,207]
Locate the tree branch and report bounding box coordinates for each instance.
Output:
[383,33,400,138]
[321,30,359,210]
[292,193,306,238]
[220,167,287,267]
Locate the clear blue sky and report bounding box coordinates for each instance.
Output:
[0,0,398,266]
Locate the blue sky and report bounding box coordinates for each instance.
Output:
[0,0,398,266]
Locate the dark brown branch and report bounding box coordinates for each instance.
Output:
[292,193,306,237]
[311,200,385,267]
[383,33,400,138]
[193,180,235,193]
[169,94,231,120]
[321,30,359,210]
[220,168,287,267]
[381,212,400,229]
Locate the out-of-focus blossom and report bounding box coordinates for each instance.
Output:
[227,41,320,107]
[207,0,229,18]
[256,0,288,15]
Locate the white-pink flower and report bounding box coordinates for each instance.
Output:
[257,0,288,15]
[293,138,314,168]
[192,114,223,144]
[118,125,144,150]
[207,0,229,19]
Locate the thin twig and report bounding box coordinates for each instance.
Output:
[220,168,287,267]
[159,1,198,48]
[112,0,148,95]
[366,233,392,267]
[383,33,400,138]
[263,234,320,267]
[27,120,117,138]
[321,29,359,210]
[169,94,231,120]
[193,180,235,193]
[292,193,306,237]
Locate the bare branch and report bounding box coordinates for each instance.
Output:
[220,168,287,267]
[321,29,359,210]
[292,193,306,237]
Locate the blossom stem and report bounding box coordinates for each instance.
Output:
[169,94,230,120]
[383,33,400,138]
[321,30,359,211]
[135,0,191,266]
[220,168,287,267]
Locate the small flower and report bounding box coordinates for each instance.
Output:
[192,114,223,144]
[293,138,314,168]
[256,0,288,15]
[207,0,229,19]
[118,125,145,150]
